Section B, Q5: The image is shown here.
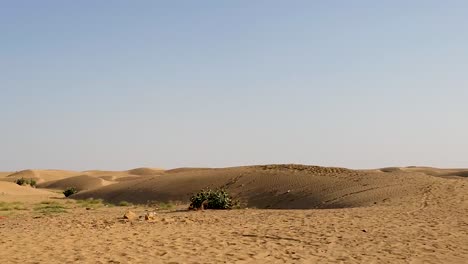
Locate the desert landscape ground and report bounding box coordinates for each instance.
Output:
[0,164,467,263]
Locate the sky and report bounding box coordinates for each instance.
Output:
[1,1,467,171]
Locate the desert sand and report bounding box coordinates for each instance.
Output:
[0,165,467,263]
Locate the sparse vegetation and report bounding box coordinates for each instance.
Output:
[156,201,175,210]
[118,201,132,207]
[75,198,112,208]
[189,188,238,210]
[63,187,78,197]
[14,177,37,187]
[0,201,27,211]
[34,201,67,214]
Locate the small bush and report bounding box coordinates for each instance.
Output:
[63,187,78,197]
[15,177,36,187]
[29,179,37,187]
[15,178,26,186]
[189,189,238,210]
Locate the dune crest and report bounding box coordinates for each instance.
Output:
[38,175,114,191]
[126,167,164,176]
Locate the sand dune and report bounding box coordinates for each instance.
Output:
[1,165,466,209]
[126,167,164,176]
[400,166,468,178]
[38,175,114,191]
[0,181,53,196]
[73,164,444,209]
[0,172,12,178]
[4,169,81,184]
[0,181,58,203]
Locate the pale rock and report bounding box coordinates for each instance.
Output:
[123,210,137,221]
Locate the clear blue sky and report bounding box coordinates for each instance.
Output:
[1,1,467,171]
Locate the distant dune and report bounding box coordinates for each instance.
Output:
[1,164,467,210]
[38,175,114,191]
[67,164,466,209]
[0,172,12,178]
[4,169,81,184]
[126,167,164,176]
[0,181,54,196]
[400,166,468,178]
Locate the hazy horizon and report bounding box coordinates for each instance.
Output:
[2,1,467,171]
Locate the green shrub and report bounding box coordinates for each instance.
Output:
[29,179,37,187]
[15,178,26,186]
[63,187,78,197]
[15,177,37,187]
[189,189,238,210]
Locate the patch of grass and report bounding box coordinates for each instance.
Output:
[156,201,175,210]
[118,201,133,207]
[75,198,106,208]
[39,200,56,205]
[0,201,27,211]
[34,201,68,214]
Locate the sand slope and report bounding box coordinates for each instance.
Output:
[1,165,467,210]
[38,175,114,191]
[0,181,53,196]
[0,181,59,203]
[72,165,447,209]
[126,167,164,176]
[3,169,81,184]
[401,166,468,178]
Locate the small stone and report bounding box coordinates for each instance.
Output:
[182,219,193,224]
[145,212,157,221]
[123,210,137,221]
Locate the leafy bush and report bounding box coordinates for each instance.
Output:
[29,179,37,187]
[15,178,26,186]
[63,187,78,197]
[189,189,238,210]
[15,177,36,187]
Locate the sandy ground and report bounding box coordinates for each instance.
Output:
[0,165,467,263]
